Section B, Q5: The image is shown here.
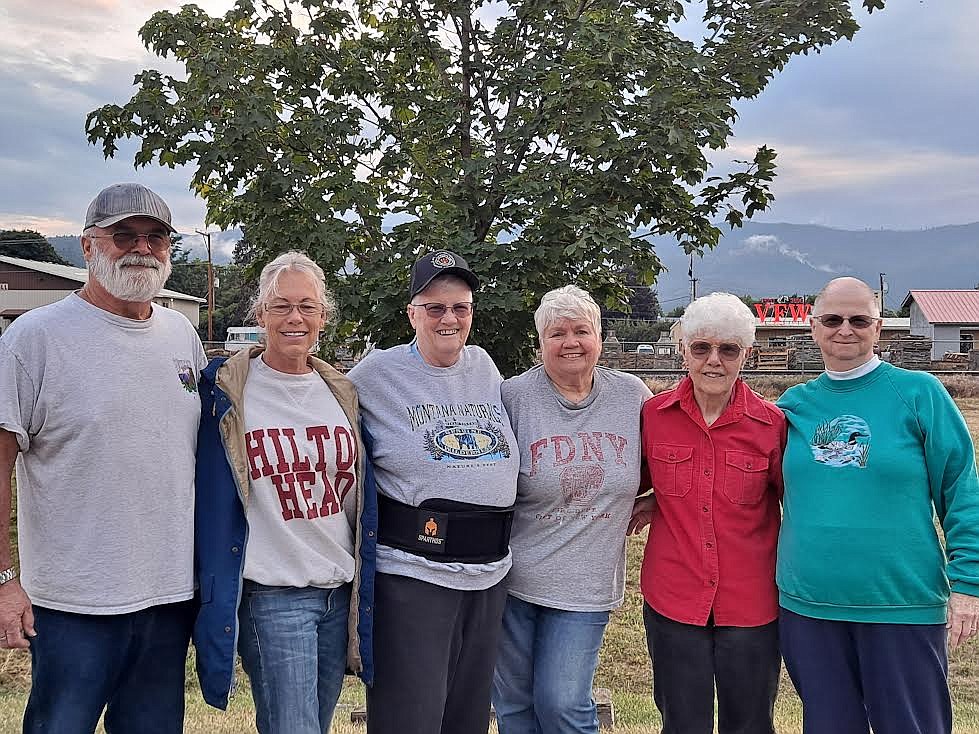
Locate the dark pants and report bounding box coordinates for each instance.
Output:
[779,607,951,734]
[643,603,780,734]
[24,600,195,734]
[367,572,508,734]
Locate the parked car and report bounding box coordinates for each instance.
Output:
[636,344,655,354]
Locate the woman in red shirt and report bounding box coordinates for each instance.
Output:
[631,292,786,734]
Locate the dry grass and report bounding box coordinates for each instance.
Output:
[0,390,978,732]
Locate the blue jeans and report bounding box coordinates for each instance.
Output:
[492,596,610,734]
[237,581,351,734]
[24,600,194,734]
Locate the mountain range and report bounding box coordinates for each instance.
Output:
[48,221,979,308]
[650,221,978,311]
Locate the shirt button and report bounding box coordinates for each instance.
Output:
[706,542,713,548]
[368,531,375,537]
[669,453,676,459]
[704,469,712,476]
[710,580,716,587]
[231,546,239,553]
[702,506,709,513]
[224,626,232,633]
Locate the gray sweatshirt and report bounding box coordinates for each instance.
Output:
[349,343,520,590]
[502,365,651,611]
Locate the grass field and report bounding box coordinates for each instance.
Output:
[1,396,978,732]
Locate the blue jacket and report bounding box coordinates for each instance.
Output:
[193,348,376,709]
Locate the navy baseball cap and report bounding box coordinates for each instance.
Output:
[409,250,479,299]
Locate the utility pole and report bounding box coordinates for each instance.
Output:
[879,272,887,316]
[688,254,699,303]
[196,228,215,342]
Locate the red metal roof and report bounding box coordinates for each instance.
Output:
[904,290,979,324]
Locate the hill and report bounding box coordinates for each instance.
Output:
[650,221,979,311]
[48,230,241,268]
[45,221,979,309]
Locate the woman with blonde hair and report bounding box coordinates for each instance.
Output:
[193,251,375,734]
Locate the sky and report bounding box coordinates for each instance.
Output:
[1,0,977,258]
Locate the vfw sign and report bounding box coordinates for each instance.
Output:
[753,298,812,323]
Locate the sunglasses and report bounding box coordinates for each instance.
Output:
[812,314,880,329]
[90,231,171,253]
[687,341,743,360]
[410,302,474,318]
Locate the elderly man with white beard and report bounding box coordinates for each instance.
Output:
[0,183,206,734]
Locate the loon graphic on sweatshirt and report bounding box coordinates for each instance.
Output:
[809,415,871,468]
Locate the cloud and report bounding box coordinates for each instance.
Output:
[734,234,840,274]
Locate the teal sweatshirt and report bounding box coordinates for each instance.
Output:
[776,362,979,624]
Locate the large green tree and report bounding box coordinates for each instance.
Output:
[0,230,68,265]
[86,0,883,374]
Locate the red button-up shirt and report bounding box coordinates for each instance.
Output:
[640,377,785,627]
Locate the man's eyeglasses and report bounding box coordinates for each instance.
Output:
[89,231,171,252]
[812,314,880,329]
[264,302,325,317]
[687,341,744,361]
[410,302,474,318]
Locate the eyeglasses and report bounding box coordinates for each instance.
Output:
[687,341,744,360]
[89,231,171,252]
[410,302,474,318]
[812,314,880,329]
[264,302,325,317]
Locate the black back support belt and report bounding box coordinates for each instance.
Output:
[377,493,514,564]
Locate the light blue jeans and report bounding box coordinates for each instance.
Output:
[237,581,351,734]
[492,595,610,734]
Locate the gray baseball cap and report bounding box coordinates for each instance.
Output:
[84,183,176,233]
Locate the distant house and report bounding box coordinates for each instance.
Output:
[902,290,979,359]
[0,255,204,334]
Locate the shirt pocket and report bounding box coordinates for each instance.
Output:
[722,451,770,505]
[649,444,694,498]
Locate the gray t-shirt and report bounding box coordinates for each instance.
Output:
[0,294,205,614]
[348,343,519,590]
[502,365,651,611]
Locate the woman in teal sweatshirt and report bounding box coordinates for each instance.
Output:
[777,277,979,734]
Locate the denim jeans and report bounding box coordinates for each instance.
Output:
[24,600,194,734]
[237,581,351,734]
[492,595,610,734]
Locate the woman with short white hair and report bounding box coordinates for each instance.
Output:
[632,292,785,734]
[492,285,652,734]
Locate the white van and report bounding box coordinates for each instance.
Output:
[224,326,265,353]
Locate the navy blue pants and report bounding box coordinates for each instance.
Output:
[779,608,951,734]
[24,601,195,734]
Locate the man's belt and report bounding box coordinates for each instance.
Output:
[377,493,514,564]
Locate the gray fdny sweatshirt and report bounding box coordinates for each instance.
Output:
[349,343,520,590]
[502,365,651,611]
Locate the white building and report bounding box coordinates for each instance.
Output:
[902,290,979,359]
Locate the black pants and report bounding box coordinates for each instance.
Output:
[367,572,508,734]
[643,603,780,734]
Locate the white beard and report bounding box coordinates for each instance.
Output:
[87,246,173,302]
